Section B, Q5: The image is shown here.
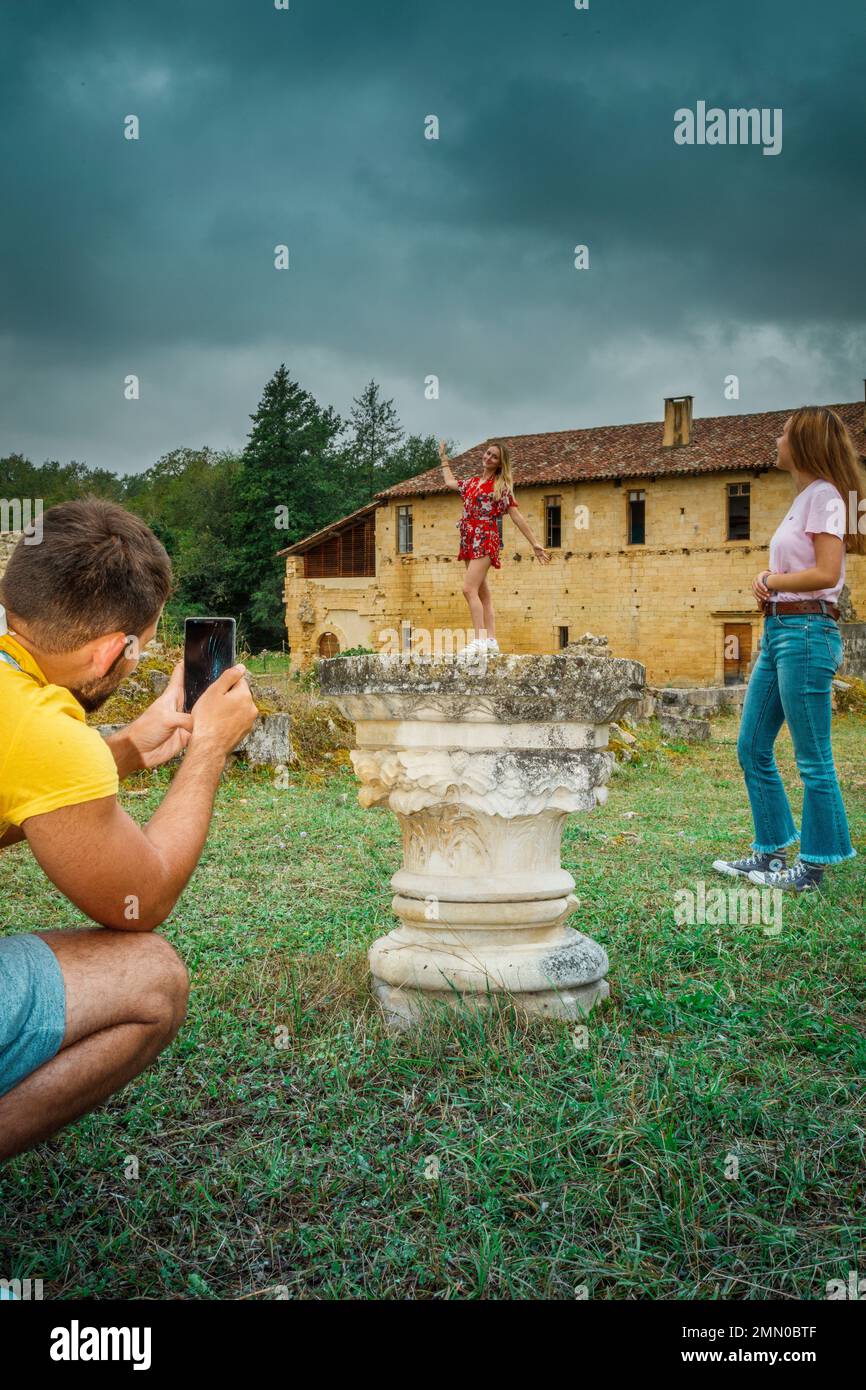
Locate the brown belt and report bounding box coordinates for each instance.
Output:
[760,599,839,620]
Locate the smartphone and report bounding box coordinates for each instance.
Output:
[183,617,237,714]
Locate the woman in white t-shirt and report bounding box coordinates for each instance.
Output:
[713,406,866,891]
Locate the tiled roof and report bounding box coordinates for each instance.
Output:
[277,501,377,557]
[377,401,866,500]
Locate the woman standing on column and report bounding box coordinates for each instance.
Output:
[439,439,549,658]
[714,406,865,891]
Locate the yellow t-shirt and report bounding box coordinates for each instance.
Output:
[0,632,119,839]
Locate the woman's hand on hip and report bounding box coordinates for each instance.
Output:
[752,571,772,604]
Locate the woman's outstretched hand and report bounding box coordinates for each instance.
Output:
[533,544,551,565]
[438,440,449,464]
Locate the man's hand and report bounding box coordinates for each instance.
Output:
[189,664,258,756]
[122,662,194,770]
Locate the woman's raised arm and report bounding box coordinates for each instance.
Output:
[438,441,462,492]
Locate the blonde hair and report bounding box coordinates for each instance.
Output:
[786,407,866,556]
[488,441,514,502]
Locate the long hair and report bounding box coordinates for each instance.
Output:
[488,441,514,502]
[786,407,866,556]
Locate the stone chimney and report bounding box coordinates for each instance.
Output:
[662,395,693,448]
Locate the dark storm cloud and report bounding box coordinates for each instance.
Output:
[1,0,864,472]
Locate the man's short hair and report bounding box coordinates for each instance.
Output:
[0,498,173,652]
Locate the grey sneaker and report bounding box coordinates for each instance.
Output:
[712,849,786,879]
[748,859,824,892]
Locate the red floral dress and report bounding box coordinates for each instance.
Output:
[456,476,516,568]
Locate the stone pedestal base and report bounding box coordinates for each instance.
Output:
[318,650,644,1030]
[372,952,610,1030]
[369,895,610,1026]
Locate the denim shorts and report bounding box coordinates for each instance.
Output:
[0,934,67,1098]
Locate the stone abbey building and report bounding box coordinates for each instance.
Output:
[281,394,866,686]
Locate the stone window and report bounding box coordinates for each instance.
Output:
[727,483,750,541]
[397,505,413,554]
[627,490,646,545]
[545,496,562,549]
[318,632,340,659]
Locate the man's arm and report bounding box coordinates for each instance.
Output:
[22,666,257,931]
[0,825,26,849]
[104,727,145,780]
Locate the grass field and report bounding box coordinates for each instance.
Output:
[1,714,864,1300]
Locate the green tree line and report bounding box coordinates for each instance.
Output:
[1,367,441,648]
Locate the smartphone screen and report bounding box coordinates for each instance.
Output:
[183,617,237,713]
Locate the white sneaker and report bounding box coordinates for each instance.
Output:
[486,638,500,654]
[456,638,486,663]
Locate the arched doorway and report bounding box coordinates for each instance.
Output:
[318,631,340,659]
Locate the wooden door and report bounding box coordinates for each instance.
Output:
[723,624,752,684]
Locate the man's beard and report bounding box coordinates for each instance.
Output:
[70,651,129,713]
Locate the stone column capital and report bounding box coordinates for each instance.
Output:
[319,650,645,726]
[319,650,645,1028]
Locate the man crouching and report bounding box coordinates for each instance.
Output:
[0,498,257,1159]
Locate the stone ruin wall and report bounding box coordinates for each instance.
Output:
[0,530,20,576]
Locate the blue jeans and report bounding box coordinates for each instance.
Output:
[737,614,855,865]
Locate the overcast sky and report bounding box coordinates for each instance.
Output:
[1,0,865,474]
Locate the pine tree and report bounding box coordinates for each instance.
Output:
[378,433,442,492]
[349,381,404,502]
[229,365,342,647]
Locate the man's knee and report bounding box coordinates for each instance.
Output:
[137,935,189,1042]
